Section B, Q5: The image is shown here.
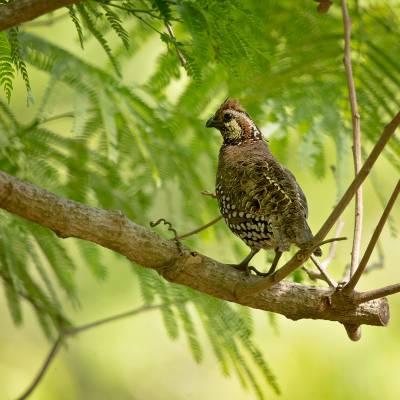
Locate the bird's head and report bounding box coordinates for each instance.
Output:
[205,98,262,145]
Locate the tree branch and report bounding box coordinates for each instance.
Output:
[16,303,171,400]
[343,179,400,293]
[0,0,81,32]
[176,215,223,240]
[236,110,400,298]
[303,219,345,286]
[25,11,69,27]
[310,255,337,288]
[0,170,391,329]
[17,336,63,400]
[341,0,363,277]
[356,284,400,304]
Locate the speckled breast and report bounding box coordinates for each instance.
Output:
[215,182,276,250]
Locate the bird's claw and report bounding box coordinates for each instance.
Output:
[248,266,274,277]
[229,263,271,277]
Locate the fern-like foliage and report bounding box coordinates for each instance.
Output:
[7,27,33,104]
[1,0,400,398]
[67,5,85,49]
[0,24,32,104]
[101,4,130,49]
[0,32,14,102]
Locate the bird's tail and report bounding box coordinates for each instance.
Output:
[298,221,322,256]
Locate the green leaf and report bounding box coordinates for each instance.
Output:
[77,4,121,76]
[7,27,33,105]
[0,32,14,102]
[68,5,85,49]
[101,5,130,49]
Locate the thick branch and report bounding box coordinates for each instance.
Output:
[0,170,390,328]
[0,0,81,32]
[237,110,400,297]
[341,0,363,277]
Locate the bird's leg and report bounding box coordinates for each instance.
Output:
[250,249,282,277]
[230,248,259,275]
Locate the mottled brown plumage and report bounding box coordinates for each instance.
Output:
[206,98,321,275]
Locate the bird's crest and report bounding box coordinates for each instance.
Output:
[218,98,245,114]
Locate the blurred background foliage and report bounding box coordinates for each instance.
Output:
[0,0,400,399]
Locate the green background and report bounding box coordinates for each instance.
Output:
[1,2,400,399]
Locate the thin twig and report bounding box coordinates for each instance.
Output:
[313,111,399,251]
[165,22,187,67]
[302,264,335,287]
[316,237,347,248]
[341,0,363,278]
[176,215,223,240]
[343,179,400,293]
[307,218,344,287]
[310,255,337,287]
[36,108,97,126]
[321,218,345,269]
[341,241,384,281]
[302,266,325,283]
[16,303,176,400]
[201,190,217,198]
[38,111,75,124]
[17,336,64,400]
[236,111,400,297]
[100,1,164,34]
[356,283,400,304]
[99,1,163,20]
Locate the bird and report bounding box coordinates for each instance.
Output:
[205,98,321,276]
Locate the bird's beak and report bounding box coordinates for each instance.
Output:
[205,116,217,128]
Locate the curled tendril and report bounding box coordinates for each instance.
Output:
[150,218,183,253]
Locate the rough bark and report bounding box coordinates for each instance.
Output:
[0,170,389,328]
[0,0,81,32]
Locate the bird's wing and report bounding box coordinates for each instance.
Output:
[234,159,308,220]
[282,167,308,219]
[217,143,308,221]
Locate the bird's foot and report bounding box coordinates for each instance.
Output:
[229,263,270,277]
[229,262,253,276]
[230,249,280,277]
[229,249,261,276]
[248,266,274,277]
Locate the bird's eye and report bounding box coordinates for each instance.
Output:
[224,113,232,122]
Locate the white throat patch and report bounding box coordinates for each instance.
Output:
[224,119,242,141]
